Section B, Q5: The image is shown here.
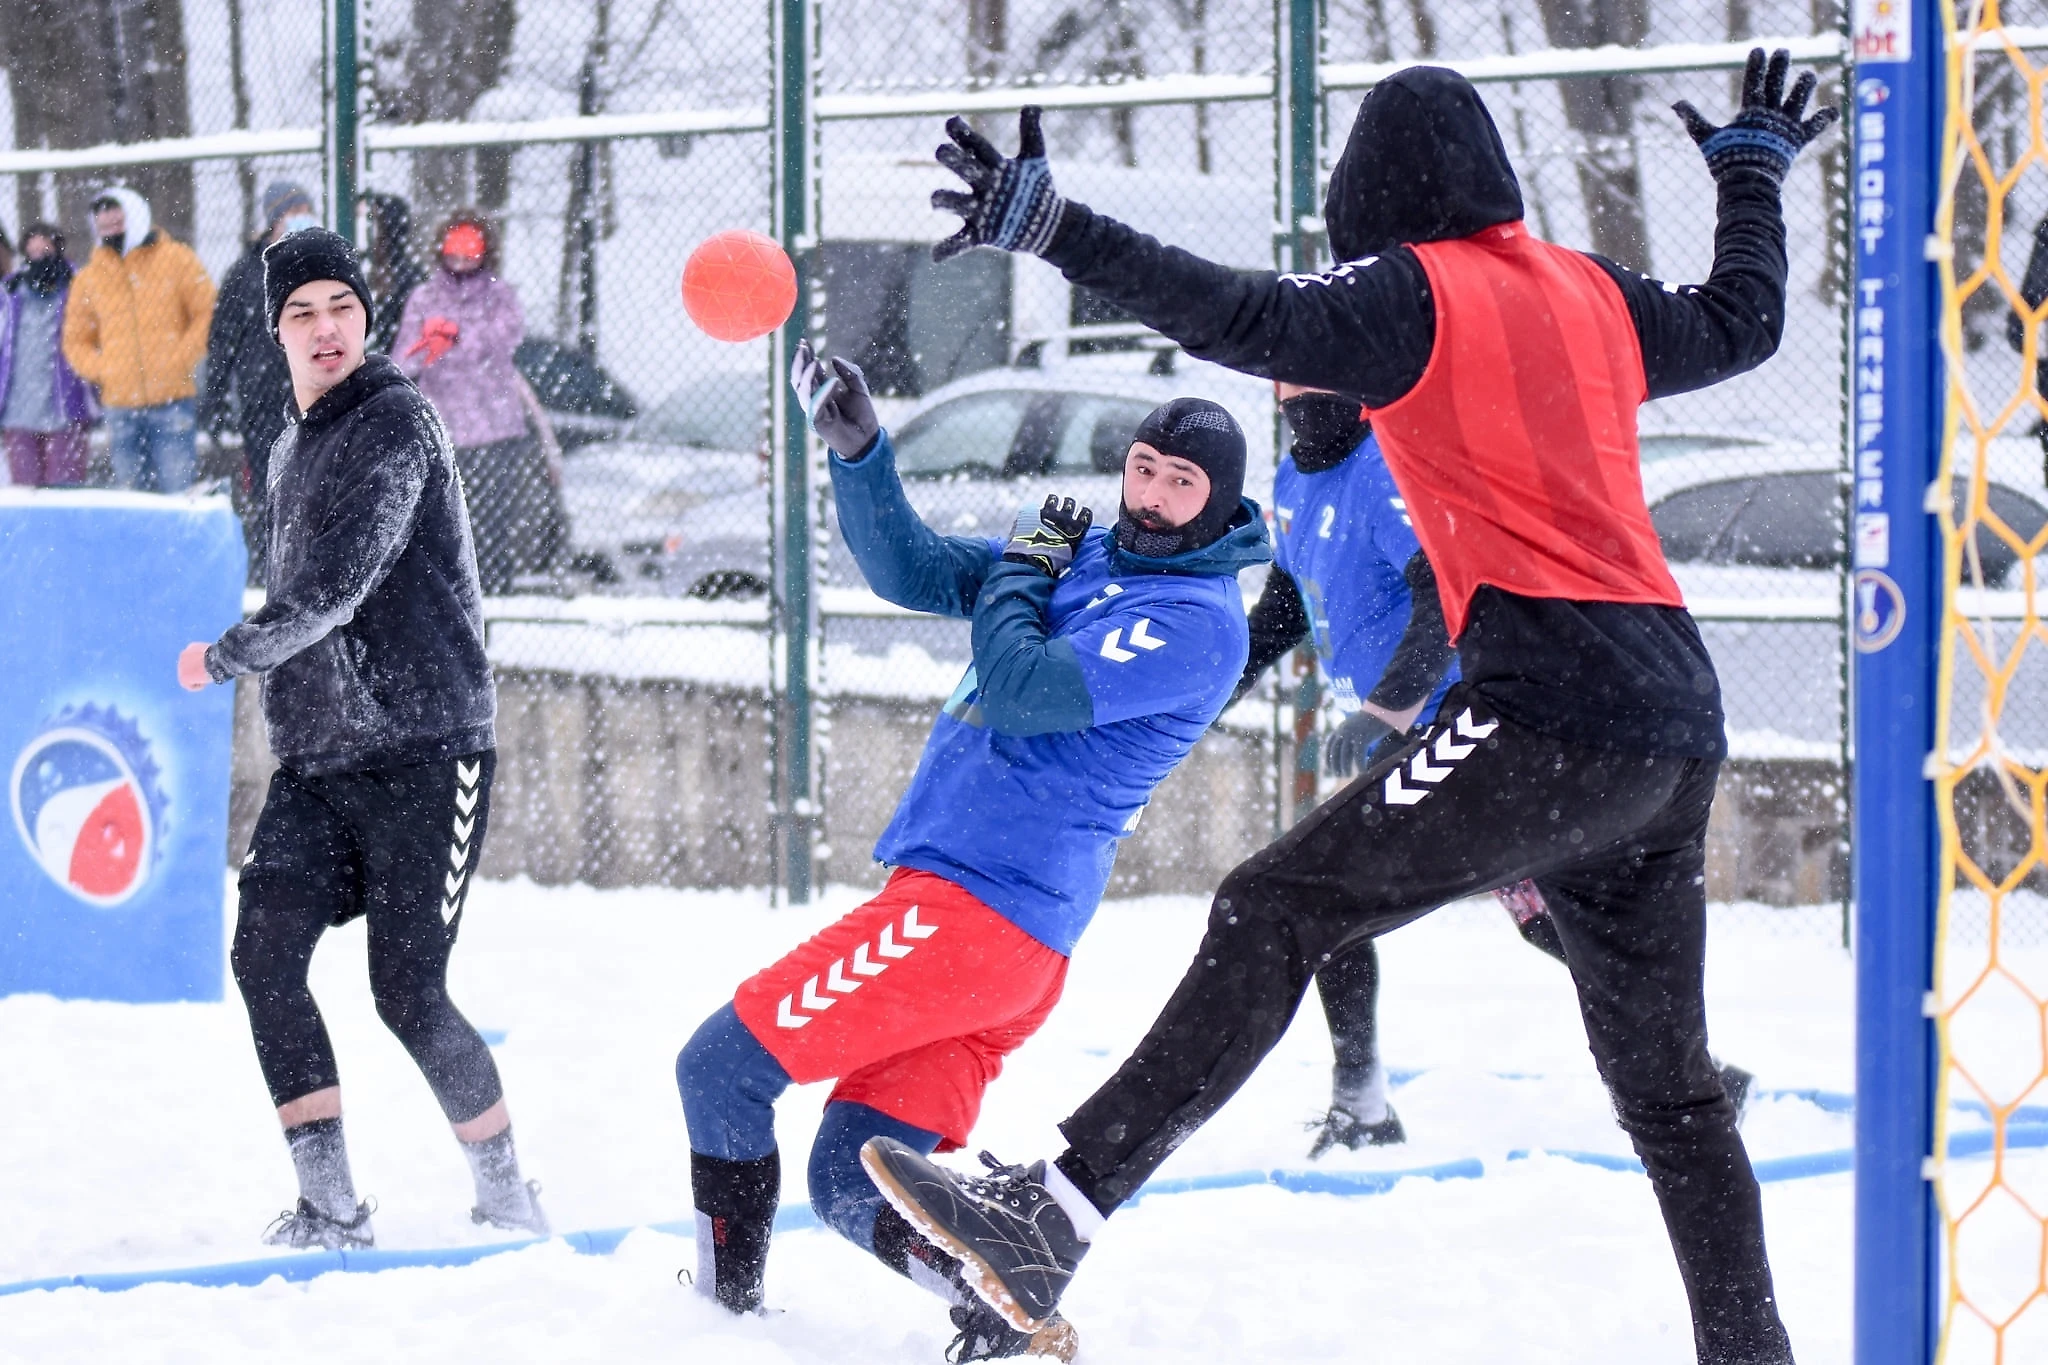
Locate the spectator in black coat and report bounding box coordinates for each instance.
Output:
[363,193,427,357]
[200,181,319,581]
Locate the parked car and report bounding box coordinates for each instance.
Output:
[1638,434,2048,760]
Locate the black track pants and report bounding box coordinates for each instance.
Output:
[233,751,504,1124]
[1058,688,1789,1365]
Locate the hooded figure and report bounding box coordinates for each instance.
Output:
[866,51,1837,1365]
[363,194,428,355]
[0,223,95,486]
[61,184,216,491]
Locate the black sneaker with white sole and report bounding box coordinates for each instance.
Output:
[1306,1103,1407,1159]
[862,1140,1086,1333]
[263,1197,376,1250]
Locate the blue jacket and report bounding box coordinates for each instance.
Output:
[1271,433,1457,723]
[831,432,1270,954]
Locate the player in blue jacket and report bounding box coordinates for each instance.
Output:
[672,342,1269,1361]
[1244,385,1753,1157]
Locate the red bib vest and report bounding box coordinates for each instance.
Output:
[1368,221,1683,640]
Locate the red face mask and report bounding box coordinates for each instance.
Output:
[441,223,487,263]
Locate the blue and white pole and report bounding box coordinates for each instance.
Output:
[1848,2,1943,1361]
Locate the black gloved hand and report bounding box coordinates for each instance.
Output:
[931,106,1067,263]
[1672,47,1838,185]
[789,339,880,460]
[1325,710,1396,778]
[1002,495,1093,577]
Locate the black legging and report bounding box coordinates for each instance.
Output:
[233,751,503,1123]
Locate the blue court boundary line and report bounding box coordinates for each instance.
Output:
[8,1129,2044,1301]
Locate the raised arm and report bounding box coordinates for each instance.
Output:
[828,433,997,619]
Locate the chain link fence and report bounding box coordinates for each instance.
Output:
[0,0,1859,915]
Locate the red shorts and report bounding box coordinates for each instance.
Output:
[732,868,1068,1150]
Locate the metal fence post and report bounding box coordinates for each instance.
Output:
[327,0,359,244]
[773,0,816,904]
[1279,0,1321,829]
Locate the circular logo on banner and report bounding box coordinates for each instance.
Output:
[1853,569,1908,654]
[10,706,167,906]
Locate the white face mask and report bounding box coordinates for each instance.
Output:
[281,213,319,237]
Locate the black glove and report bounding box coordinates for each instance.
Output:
[789,339,880,459]
[931,106,1067,262]
[1325,710,1395,778]
[1672,47,1838,185]
[1002,495,1093,577]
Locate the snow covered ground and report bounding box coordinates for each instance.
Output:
[0,878,2033,1362]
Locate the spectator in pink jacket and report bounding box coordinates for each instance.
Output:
[395,211,563,592]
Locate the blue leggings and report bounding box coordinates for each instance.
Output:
[677,1002,941,1250]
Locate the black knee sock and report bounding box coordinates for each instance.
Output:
[285,1116,358,1222]
[691,1150,779,1314]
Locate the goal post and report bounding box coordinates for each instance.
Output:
[1850,1,1944,1362]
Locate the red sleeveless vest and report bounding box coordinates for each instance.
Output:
[1368,221,1682,640]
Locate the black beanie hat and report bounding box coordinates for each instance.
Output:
[264,227,373,338]
[1117,397,1248,556]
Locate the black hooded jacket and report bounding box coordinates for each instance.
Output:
[205,354,495,775]
[199,238,297,477]
[1038,66,1792,758]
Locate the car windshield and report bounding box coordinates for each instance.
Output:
[892,391,1042,477]
[1652,473,1846,568]
[631,374,766,451]
[1051,395,1157,474]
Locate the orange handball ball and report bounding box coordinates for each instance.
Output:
[681,229,798,342]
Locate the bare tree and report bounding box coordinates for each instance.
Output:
[1534,0,1652,271]
[1034,2,1147,167]
[1809,0,1846,306]
[0,0,196,243]
[969,0,1006,85]
[365,0,519,231]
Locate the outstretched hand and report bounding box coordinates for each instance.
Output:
[789,339,880,459]
[1672,47,1839,184]
[932,106,1068,262]
[178,642,214,692]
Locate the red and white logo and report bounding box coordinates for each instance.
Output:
[11,707,166,906]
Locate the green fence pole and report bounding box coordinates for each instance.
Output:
[774,0,815,904]
[328,0,359,244]
[1278,0,1321,830]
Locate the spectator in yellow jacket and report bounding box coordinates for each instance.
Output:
[61,186,215,492]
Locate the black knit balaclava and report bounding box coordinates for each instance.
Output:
[1282,392,1371,473]
[1114,397,1248,557]
[264,227,374,337]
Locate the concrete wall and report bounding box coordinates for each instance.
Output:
[231,671,1865,906]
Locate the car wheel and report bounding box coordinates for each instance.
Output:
[688,569,771,600]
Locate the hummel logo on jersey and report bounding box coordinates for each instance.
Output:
[1099,618,1165,662]
[442,759,482,923]
[1085,583,1125,610]
[776,905,939,1029]
[1383,710,1497,807]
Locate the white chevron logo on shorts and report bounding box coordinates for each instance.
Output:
[1382,709,1494,809]
[776,906,941,1028]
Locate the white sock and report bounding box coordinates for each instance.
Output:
[1041,1161,1107,1242]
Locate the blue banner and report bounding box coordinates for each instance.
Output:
[0,491,244,1002]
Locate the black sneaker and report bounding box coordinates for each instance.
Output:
[862,1140,1086,1333]
[1717,1062,1756,1124]
[1306,1103,1406,1159]
[945,1300,1081,1362]
[263,1197,376,1250]
[472,1178,550,1236]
